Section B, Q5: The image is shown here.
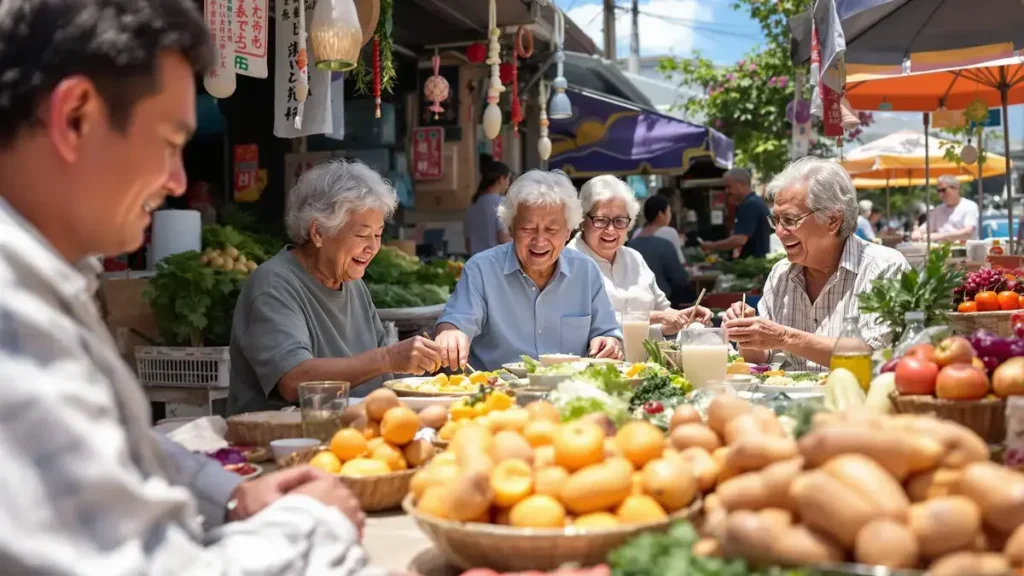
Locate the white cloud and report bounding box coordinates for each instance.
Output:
[564,0,704,58]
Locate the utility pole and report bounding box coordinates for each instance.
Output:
[628,0,639,73]
[603,0,616,61]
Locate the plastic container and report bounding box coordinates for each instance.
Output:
[135,346,230,388]
[830,316,874,391]
[894,311,927,357]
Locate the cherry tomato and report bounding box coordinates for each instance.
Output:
[643,401,664,414]
[998,291,1020,311]
[975,291,1000,312]
[958,301,979,313]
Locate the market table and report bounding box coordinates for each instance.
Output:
[362,512,457,575]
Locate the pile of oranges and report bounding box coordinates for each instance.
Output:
[439,389,516,440]
[309,388,435,477]
[410,401,699,529]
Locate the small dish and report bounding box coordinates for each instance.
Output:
[270,438,321,461]
[501,362,528,378]
[539,353,580,367]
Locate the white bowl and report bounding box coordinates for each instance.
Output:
[724,375,757,392]
[539,354,580,367]
[270,438,321,461]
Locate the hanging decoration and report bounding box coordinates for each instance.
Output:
[353,0,397,105]
[537,80,551,161]
[202,0,236,98]
[309,0,362,71]
[549,10,571,120]
[510,25,533,136]
[423,49,450,120]
[482,0,505,140]
[466,42,488,64]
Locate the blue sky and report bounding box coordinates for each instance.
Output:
[558,0,1024,149]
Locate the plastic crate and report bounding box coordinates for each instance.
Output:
[135,346,230,388]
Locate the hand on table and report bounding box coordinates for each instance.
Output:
[385,335,441,374]
[435,329,471,369]
[724,301,756,321]
[722,316,789,351]
[291,477,367,540]
[227,465,331,522]
[589,336,622,360]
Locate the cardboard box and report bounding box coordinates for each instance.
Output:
[97,278,160,367]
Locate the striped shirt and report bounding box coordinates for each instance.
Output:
[757,234,910,372]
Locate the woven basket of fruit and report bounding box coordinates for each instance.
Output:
[945,311,1015,338]
[402,494,702,572]
[890,391,1006,444]
[226,411,305,446]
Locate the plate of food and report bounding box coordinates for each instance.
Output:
[225,462,263,480]
[754,370,828,394]
[384,374,487,397]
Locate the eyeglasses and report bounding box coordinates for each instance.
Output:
[937,187,949,193]
[767,209,820,231]
[587,214,631,230]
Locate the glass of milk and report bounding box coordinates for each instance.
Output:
[621,311,651,363]
[677,328,729,389]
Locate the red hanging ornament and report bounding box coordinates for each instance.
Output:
[372,35,381,119]
[466,42,487,64]
[499,62,515,85]
[511,26,533,136]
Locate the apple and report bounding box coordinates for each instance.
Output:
[935,364,990,400]
[895,356,940,396]
[907,343,936,363]
[971,357,987,371]
[992,357,1024,398]
[933,336,977,368]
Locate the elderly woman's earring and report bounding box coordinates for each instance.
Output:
[316,241,323,248]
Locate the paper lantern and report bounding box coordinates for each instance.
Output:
[483,0,505,140]
[309,0,363,71]
[466,42,487,64]
[423,51,449,119]
[499,62,515,85]
[548,10,571,120]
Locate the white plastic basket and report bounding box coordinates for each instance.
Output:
[135,346,230,389]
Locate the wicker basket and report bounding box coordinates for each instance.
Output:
[945,311,1015,338]
[403,494,702,572]
[340,469,416,512]
[890,392,1006,444]
[226,411,304,446]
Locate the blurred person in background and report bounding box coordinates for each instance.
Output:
[464,159,512,256]
[628,195,699,309]
[855,199,876,241]
[631,187,685,263]
[700,168,771,259]
[912,175,979,241]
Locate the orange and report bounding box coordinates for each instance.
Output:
[998,291,1020,311]
[308,450,342,474]
[371,442,408,471]
[490,459,534,507]
[410,461,461,500]
[339,457,390,477]
[603,437,622,459]
[489,407,530,432]
[367,436,387,453]
[533,445,556,468]
[364,388,401,421]
[363,419,380,440]
[523,420,558,447]
[417,485,451,519]
[642,457,698,513]
[330,428,369,461]
[631,471,645,496]
[438,420,459,441]
[509,495,566,528]
[957,301,978,313]
[533,465,570,498]
[553,421,606,471]
[380,406,421,446]
[615,421,666,469]
[526,400,562,423]
[574,512,621,529]
[976,291,1000,312]
[615,494,668,524]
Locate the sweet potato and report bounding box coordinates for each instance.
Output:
[822,453,910,521]
[707,396,753,438]
[798,423,944,480]
[723,413,765,445]
[771,524,845,566]
[701,493,728,539]
[887,416,988,469]
[906,468,963,502]
[757,507,793,532]
[958,461,1024,533]
[1004,524,1024,566]
[760,457,804,512]
[789,470,878,548]
[721,510,776,563]
[751,405,787,437]
[928,552,1011,576]
[714,446,741,484]
[717,471,771,511]
[677,447,720,492]
[908,496,982,559]
[854,519,920,569]
[670,423,722,453]
[725,436,799,474]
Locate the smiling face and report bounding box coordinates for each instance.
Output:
[724,176,750,206]
[582,198,630,261]
[512,202,571,279]
[316,208,385,282]
[772,182,843,268]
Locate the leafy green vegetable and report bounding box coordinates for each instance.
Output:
[366,283,449,309]
[521,355,540,374]
[858,244,963,344]
[549,380,631,426]
[630,373,689,411]
[202,224,283,264]
[578,364,634,396]
[363,246,461,308]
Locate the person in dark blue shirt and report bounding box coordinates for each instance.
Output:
[700,168,771,259]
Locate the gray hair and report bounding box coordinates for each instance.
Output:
[497,170,584,231]
[937,175,961,189]
[765,156,859,238]
[285,160,399,244]
[724,168,752,186]
[579,175,641,230]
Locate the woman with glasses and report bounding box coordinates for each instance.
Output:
[723,157,909,372]
[434,170,623,370]
[568,176,710,338]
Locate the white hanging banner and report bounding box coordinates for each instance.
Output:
[232,0,269,78]
[274,0,332,138]
[203,0,236,98]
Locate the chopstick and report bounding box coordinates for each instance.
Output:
[687,288,707,324]
[426,330,476,373]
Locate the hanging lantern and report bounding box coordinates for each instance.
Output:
[538,80,552,161]
[309,0,363,71]
[423,50,450,119]
[510,26,533,135]
[499,62,515,85]
[549,10,572,120]
[483,0,505,140]
[466,42,488,64]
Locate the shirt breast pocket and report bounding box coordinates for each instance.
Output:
[559,315,592,356]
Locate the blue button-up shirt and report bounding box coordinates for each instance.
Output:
[436,243,623,370]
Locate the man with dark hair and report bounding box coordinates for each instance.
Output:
[700,168,771,259]
[0,0,384,573]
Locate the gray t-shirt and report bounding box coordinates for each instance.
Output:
[464,193,504,256]
[227,249,388,415]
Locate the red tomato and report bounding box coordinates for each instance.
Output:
[895,356,939,395]
[935,363,990,400]
[998,291,1020,311]
[957,301,979,313]
[975,291,1000,312]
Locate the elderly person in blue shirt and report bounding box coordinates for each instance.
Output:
[435,170,623,369]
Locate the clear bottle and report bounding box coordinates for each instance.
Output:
[830,315,874,392]
[894,311,927,357]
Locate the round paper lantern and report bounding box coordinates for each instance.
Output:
[423,53,450,119]
[466,42,487,64]
[499,62,515,85]
[309,0,363,71]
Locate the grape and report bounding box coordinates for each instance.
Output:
[1008,280,1019,292]
[985,338,1014,361]
[981,356,1001,373]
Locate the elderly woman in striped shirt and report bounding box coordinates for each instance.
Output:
[723,157,910,372]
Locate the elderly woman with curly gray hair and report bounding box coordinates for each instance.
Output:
[227,160,441,415]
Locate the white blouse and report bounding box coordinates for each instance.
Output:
[567,236,672,314]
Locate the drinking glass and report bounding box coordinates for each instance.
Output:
[621,311,651,363]
[299,381,351,442]
[676,327,729,389]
